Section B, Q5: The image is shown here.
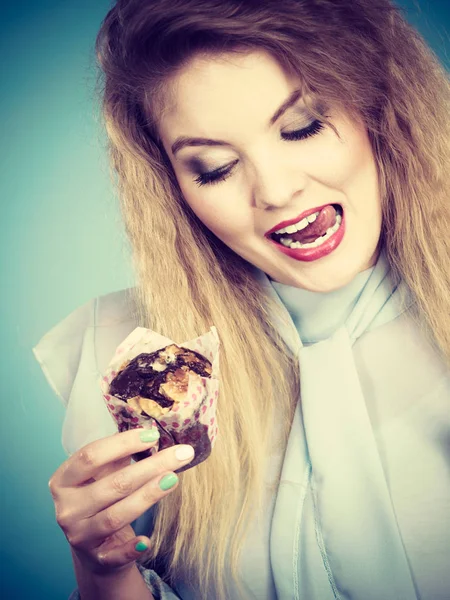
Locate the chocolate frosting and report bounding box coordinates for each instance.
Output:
[109,344,212,410]
[109,344,213,471]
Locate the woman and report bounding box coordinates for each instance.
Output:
[33,0,450,599]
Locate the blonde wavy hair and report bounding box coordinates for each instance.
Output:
[94,1,450,597]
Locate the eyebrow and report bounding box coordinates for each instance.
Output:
[171,88,303,156]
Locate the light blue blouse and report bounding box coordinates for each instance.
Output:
[33,251,450,599]
[269,264,375,343]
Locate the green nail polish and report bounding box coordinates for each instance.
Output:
[139,429,160,443]
[135,541,148,552]
[159,473,178,491]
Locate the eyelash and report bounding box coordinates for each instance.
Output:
[193,119,326,187]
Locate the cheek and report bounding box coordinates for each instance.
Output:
[311,119,376,189]
[182,187,252,238]
[324,143,372,188]
[345,137,381,207]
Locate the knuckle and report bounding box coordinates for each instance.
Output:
[110,471,133,496]
[119,431,134,451]
[48,477,59,499]
[103,508,123,532]
[55,508,74,530]
[96,552,109,567]
[77,447,97,469]
[66,530,82,548]
[125,543,140,562]
[141,483,157,505]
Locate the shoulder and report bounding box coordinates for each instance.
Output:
[93,288,139,374]
[33,288,138,396]
[33,288,139,454]
[95,287,137,327]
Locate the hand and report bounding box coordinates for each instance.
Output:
[48,429,195,576]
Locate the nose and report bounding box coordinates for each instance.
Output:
[251,154,307,210]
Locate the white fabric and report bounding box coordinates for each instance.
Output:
[33,290,137,455]
[265,251,450,600]
[33,254,450,600]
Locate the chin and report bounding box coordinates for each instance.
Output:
[293,276,355,293]
[269,249,379,292]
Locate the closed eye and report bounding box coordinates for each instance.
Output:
[194,159,239,187]
[193,119,325,187]
[281,119,325,141]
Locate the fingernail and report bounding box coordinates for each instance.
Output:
[135,541,148,552]
[175,445,195,461]
[139,429,160,443]
[159,473,178,491]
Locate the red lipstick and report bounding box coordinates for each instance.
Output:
[265,204,345,263]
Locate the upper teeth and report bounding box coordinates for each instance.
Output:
[273,211,320,235]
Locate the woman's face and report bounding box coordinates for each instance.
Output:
[157,50,382,292]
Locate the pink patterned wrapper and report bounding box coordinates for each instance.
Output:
[100,326,220,472]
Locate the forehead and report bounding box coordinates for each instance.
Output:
[157,50,299,137]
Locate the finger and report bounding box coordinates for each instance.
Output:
[96,536,151,571]
[78,444,195,519]
[95,455,133,481]
[72,453,190,549]
[55,429,161,488]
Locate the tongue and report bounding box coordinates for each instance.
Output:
[291,205,337,243]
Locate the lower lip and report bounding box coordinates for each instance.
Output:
[266,209,346,262]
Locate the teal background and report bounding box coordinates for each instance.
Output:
[1,1,448,598]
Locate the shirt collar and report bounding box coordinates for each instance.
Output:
[268,265,376,344]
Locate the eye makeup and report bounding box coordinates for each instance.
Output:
[281,119,325,141]
[193,118,326,187]
[193,159,240,187]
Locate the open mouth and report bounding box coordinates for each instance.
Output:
[269,204,343,249]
